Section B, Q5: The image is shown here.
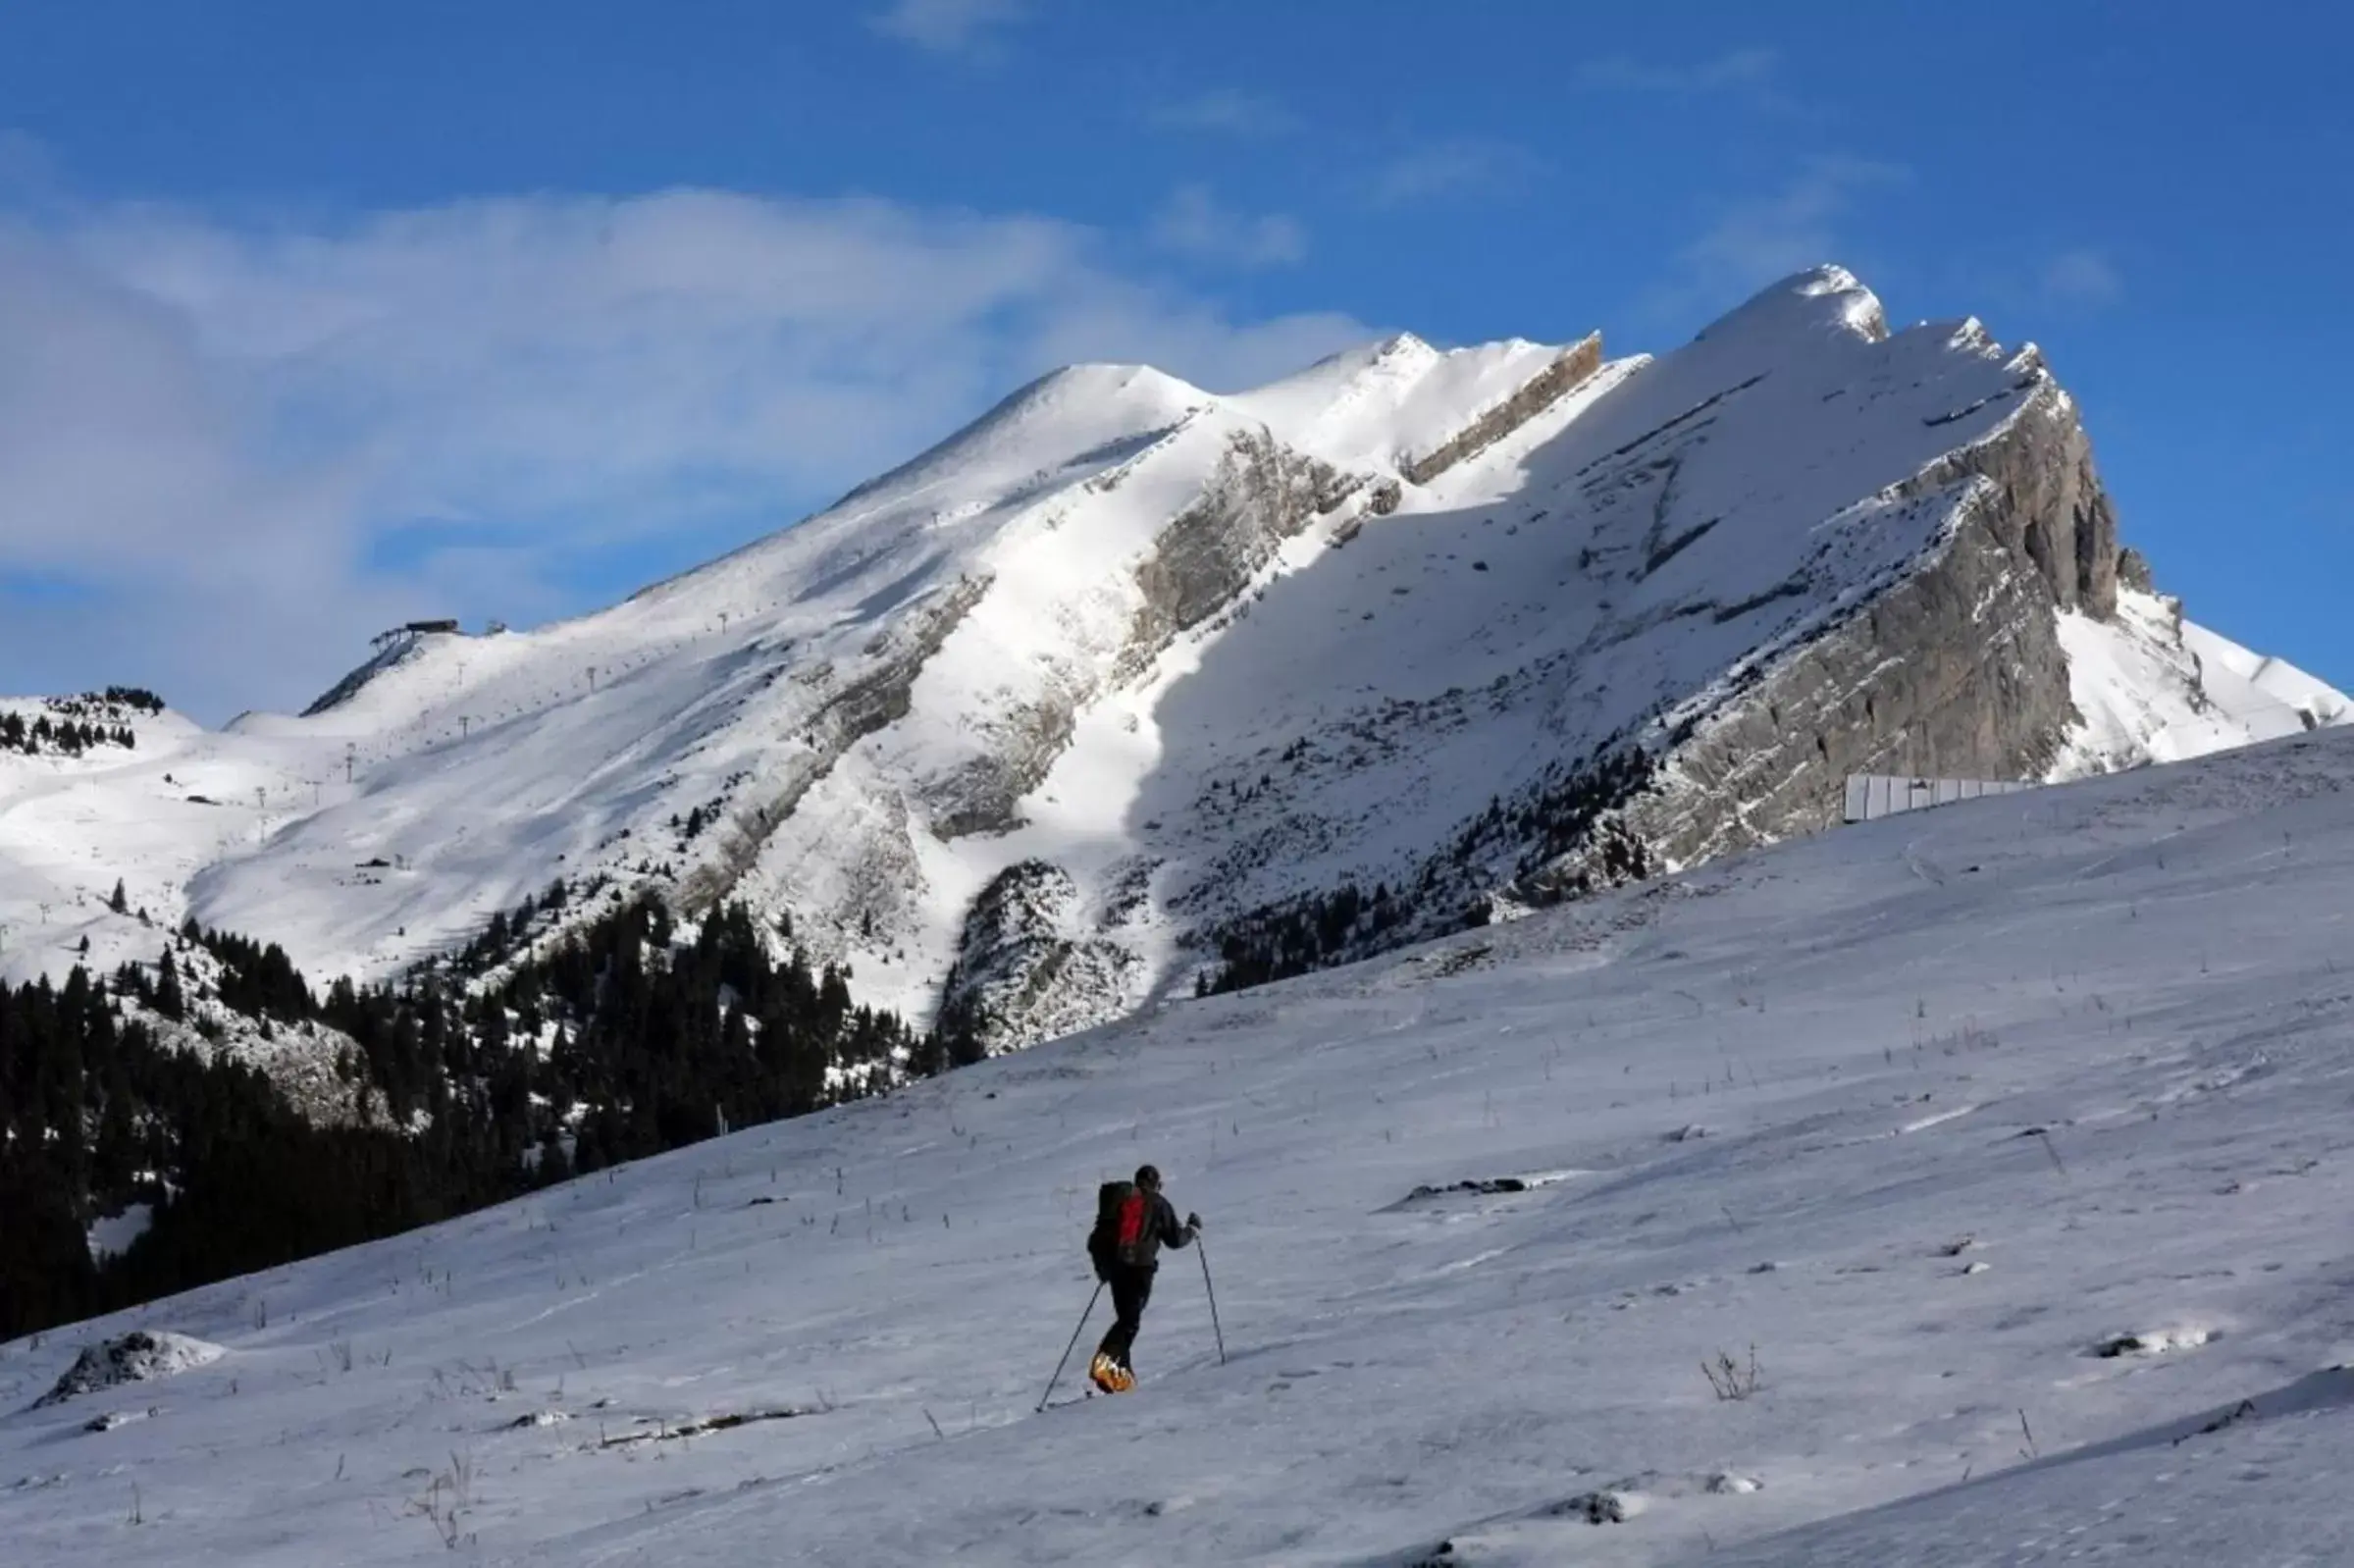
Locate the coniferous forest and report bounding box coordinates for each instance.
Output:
[0,892,939,1341]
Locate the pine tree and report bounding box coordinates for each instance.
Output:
[109,879,129,915]
[154,952,184,1021]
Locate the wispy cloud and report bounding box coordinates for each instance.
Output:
[0,186,1367,720]
[1642,155,1909,325]
[1150,184,1307,269]
[1575,48,1787,104]
[2040,247,2123,309]
[1148,89,1297,138]
[866,0,1032,57]
[1366,138,1543,208]
[1681,156,1907,287]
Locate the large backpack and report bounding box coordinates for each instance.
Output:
[1088,1180,1152,1276]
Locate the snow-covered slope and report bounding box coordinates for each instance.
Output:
[0,267,2340,1060]
[14,724,2354,1565]
[2055,593,2347,775]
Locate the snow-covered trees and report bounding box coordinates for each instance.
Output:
[1,892,937,1342]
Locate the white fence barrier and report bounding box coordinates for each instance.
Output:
[1843,773,2037,824]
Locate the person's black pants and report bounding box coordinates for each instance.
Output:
[1096,1266,1154,1369]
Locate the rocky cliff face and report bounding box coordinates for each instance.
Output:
[933,858,1145,1049]
[1172,273,2335,1012]
[677,573,989,912]
[1554,378,2127,886]
[1402,334,1604,485]
[1123,432,1362,670]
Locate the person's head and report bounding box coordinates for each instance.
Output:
[1134,1164,1162,1191]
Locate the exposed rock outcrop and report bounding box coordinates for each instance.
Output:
[936,860,1140,1053]
[926,430,1363,842]
[1199,350,2149,977]
[1121,430,1362,676]
[678,575,988,912]
[33,1332,224,1408]
[1913,367,2119,619]
[2118,546,2156,594]
[927,685,1088,841]
[1402,334,1605,486]
[1535,380,2122,891]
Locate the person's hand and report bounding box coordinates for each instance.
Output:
[1186,1212,1203,1232]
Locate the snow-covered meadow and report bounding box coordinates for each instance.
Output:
[10,719,2354,1564]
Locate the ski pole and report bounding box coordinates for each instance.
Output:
[1197,1238,1227,1365]
[1035,1281,1104,1412]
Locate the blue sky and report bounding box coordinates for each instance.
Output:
[0,1,2346,720]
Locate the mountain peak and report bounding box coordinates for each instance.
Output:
[3,272,2338,1067]
[1229,330,1576,475]
[1698,262,1891,348]
[815,358,1208,520]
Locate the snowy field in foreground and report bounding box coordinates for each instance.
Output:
[12,727,2354,1565]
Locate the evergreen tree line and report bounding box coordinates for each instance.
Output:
[1196,746,1658,996]
[0,892,940,1341]
[46,686,168,717]
[0,711,136,757]
[1198,880,1417,996]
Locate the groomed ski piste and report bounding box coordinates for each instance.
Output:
[12,723,2354,1565]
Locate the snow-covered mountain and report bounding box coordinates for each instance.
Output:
[1,266,2342,1056]
[15,719,2354,1566]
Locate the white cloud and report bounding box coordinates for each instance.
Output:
[1365,138,1543,208]
[0,188,1369,721]
[866,0,1032,57]
[1148,89,1297,138]
[2041,247,2123,309]
[1643,156,1909,323]
[1149,184,1307,269]
[1575,47,1783,99]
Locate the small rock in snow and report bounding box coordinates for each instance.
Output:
[83,1406,160,1434]
[1557,1487,1646,1524]
[34,1332,225,1408]
[2096,1328,2215,1358]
